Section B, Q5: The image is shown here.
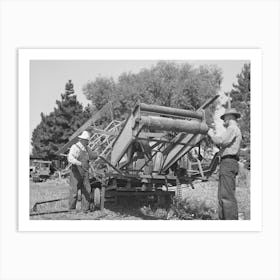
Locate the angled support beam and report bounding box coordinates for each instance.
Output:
[99,156,126,176]
[57,102,111,155]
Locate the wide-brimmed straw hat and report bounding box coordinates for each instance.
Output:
[78,131,91,141]
[220,108,241,120]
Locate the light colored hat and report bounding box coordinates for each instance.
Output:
[78,131,91,141]
[220,108,241,120]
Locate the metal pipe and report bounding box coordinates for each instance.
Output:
[199,94,220,110]
[139,103,204,120]
[138,116,209,134]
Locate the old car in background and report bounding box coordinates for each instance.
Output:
[30,160,52,182]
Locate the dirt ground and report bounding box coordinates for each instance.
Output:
[29,167,250,220]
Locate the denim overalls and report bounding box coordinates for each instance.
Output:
[69,144,92,211]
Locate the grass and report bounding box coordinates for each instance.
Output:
[30,178,70,214]
[29,165,250,220]
[176,165,251,220]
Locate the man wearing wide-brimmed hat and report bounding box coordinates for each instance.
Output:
[67,131,98,212]
[207,108,242,220]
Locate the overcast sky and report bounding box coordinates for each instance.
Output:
[30,60,248,147]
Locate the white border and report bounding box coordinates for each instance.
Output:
[19,48,262,231]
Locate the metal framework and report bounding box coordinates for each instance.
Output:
[57,103,123,180]
[98,95,220,206]
[31,96,221,215]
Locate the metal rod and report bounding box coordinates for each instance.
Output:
[161,134,196,172]
[30,210,69,216]
[99,156,126,176]
[34,197,69,206]
[135,137,189,146]
[196,158,206,181]
[138,142,165,172]
[157,137,187,173]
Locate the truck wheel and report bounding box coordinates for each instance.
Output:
[94,188,101,209]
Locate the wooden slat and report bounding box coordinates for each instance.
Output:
[160,95,220,171]
[69,102,111,141]
[57,102,111,155]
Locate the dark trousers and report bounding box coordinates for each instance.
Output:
[218,158,239,220]
[69,165,91,211]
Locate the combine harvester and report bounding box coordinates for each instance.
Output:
[31,95,220,215]
[97,95,220,209]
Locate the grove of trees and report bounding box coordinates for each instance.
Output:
[83,62,223,122]
[31,80,92,159]
[31,61,252,165]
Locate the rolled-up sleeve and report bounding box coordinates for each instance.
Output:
[211,127,236,148]
[68,145,81,166]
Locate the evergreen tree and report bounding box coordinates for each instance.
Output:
[31,80,91,159]
[225,63,250,168]
[226,63,250,147]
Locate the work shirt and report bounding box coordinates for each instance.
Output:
[67,141,98,166]
[210,120,242,157]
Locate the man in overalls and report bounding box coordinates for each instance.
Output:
[207,108,242,220]
[67,131,98,212]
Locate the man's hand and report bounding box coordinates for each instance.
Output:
[89,150,99,160]
[81,161,89,170]
[207,128,215,138]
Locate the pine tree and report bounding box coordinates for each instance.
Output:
[225,63,250,168]
[227,63,250,147]
[31,80,91,159]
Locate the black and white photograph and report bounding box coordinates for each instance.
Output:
[20,49,259,229]
[2,1,280,280]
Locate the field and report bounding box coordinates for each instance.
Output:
[30,165,250,220]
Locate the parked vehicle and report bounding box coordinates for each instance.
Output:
[30,160,52,182]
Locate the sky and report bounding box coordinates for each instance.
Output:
[30,60,249,148]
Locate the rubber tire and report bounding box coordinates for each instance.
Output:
[94,188,101,209]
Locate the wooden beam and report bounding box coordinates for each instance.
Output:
[140,103,204,120]
[69,102,111,141]
[57,102,111,155]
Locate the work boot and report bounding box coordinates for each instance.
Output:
[89,203,94,212]
[76,189,82,211]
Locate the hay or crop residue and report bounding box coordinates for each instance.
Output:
[30,166,250,220]
[30,179,70,215]
[176,165,251,220]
